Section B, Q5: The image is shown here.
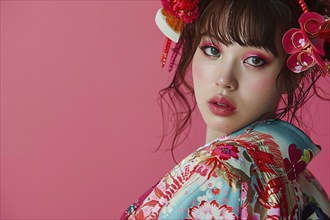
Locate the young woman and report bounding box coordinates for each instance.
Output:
[121,0,330,219]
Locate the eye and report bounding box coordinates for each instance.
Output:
[244,56,267,67]
[200,45,221,58]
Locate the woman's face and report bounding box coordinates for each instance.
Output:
[192,36,285,142]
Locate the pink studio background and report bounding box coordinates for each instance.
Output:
[0,1,329,219]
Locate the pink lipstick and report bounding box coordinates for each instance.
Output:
[208,96,236,116]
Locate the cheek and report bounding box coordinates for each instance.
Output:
[243,76,280,105]
[192,57,211,107]
[192,57,203,82]
[246,72,278,93]
[192,57,214,89]
[192,59,204,91]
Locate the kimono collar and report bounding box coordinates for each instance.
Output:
[229,120,321,180]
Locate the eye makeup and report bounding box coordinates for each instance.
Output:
[242,51,273,64]
[199,36,223,56]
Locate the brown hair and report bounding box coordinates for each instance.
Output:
[157,0,330,156]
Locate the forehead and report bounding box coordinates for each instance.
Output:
[196,0,292,56]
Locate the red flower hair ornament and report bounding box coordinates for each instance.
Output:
[156,0,199,43]
[282,12,329,75]
[155,0,200,69]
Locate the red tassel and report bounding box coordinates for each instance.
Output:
[298,0,308,13]
[168,41,181,72]
[161,37,172,68]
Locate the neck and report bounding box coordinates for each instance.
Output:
[205,127,226,143]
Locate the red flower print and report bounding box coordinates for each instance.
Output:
[212,188,220,195]
[195,165,209,177]
[284,144,307,180]
[212,143,239,160]
[187,200,238,219]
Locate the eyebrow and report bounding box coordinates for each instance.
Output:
[200,33,220,45]
[201,32,217,40]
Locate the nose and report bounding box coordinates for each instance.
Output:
[215,60,238,90]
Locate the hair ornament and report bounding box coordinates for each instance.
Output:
[282,0,329,76]
[319,17,330,42]
[298,0,308,13]
[155,0,200,68]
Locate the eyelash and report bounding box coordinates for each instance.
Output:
[199,44,268,68]
[243,56,268,67]
[199,45,221,58]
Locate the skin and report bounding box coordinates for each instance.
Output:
[192,36,286,143]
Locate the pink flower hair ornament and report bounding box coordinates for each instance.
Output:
[282,12,330,76]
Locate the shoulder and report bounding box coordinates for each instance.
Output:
[229,120,321,163]
[233,119,315,147]
[125,120,327,219]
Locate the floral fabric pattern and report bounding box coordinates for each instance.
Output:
[187,200,238,220]
[121,120,329,219]
[284,144,310,180]
[211,143,239,160]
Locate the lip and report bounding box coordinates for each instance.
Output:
[207,96,236,116]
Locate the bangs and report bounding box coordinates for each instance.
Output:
[196,0,293,56]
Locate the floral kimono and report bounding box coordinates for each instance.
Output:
[121,120,329,219]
